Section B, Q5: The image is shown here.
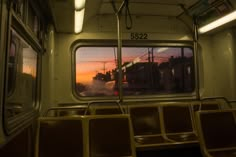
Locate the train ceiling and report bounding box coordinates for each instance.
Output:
[48,0,236,33]
[98,0,199,16]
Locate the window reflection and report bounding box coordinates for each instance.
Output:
[28,3,39,36]
[7,34,17,93]
[75,46,194,97]
[6,30,38,118]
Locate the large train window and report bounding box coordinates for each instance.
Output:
[5,29,38,133]
[75,46,194,97]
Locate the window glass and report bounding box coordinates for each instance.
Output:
[6,29,38,119]
[7,33,17,94]
[28,3,39,36]
[76,47,118,96]
[12,0,25,20]
[75,46,194,97]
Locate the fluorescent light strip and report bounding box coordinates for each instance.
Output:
[75,0,85,11]
[74,9,85,33]
[199,10,236,34]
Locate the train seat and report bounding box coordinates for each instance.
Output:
[192,101,221,131]
[36,117,83,157]
[87,114,136,157]
[162,105,198,144]
[196,110,236,157]
[129,106,171,148]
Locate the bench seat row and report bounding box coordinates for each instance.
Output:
[36,114,136,157]
[44,101,221,151]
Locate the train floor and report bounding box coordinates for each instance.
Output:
[136,146,203,157]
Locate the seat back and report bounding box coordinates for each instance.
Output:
[130,107,161,136]
[36,117,83,157]
[87,115,136,157]
[162,105,193,133]
[197,110,236,149]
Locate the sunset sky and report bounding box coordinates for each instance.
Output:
[76,47,193,84]
[22,46,37,77]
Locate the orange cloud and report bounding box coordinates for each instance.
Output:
[23,65,36,77]
[76,62,116,84]
[76,71,96,84]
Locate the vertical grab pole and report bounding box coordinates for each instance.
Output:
[116,1,126,107]
[117,14,123,104]
[193,18,200,100]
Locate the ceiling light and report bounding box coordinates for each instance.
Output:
[74,9,85,33]
[75,0,86,11]
[199,10,236,34]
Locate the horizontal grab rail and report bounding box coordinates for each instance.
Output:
[84,100,125,115]
[200,96,236,108]
[44,106,87,116]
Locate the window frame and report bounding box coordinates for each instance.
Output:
[3,7,43,135]
[7,31,19,96]
[72,40,197,101]
[4,28,40,135]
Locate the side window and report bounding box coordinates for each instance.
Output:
[5,29,38,125]
[76,47,118,96]
[75,45,194,97]
[12,0,45,41]
[4,0,44,135]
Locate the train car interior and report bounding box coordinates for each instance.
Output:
[0,0,236,157]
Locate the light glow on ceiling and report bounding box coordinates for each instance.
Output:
[75,0,86,11]
[199,10,236,34]
[74,9,85,33]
